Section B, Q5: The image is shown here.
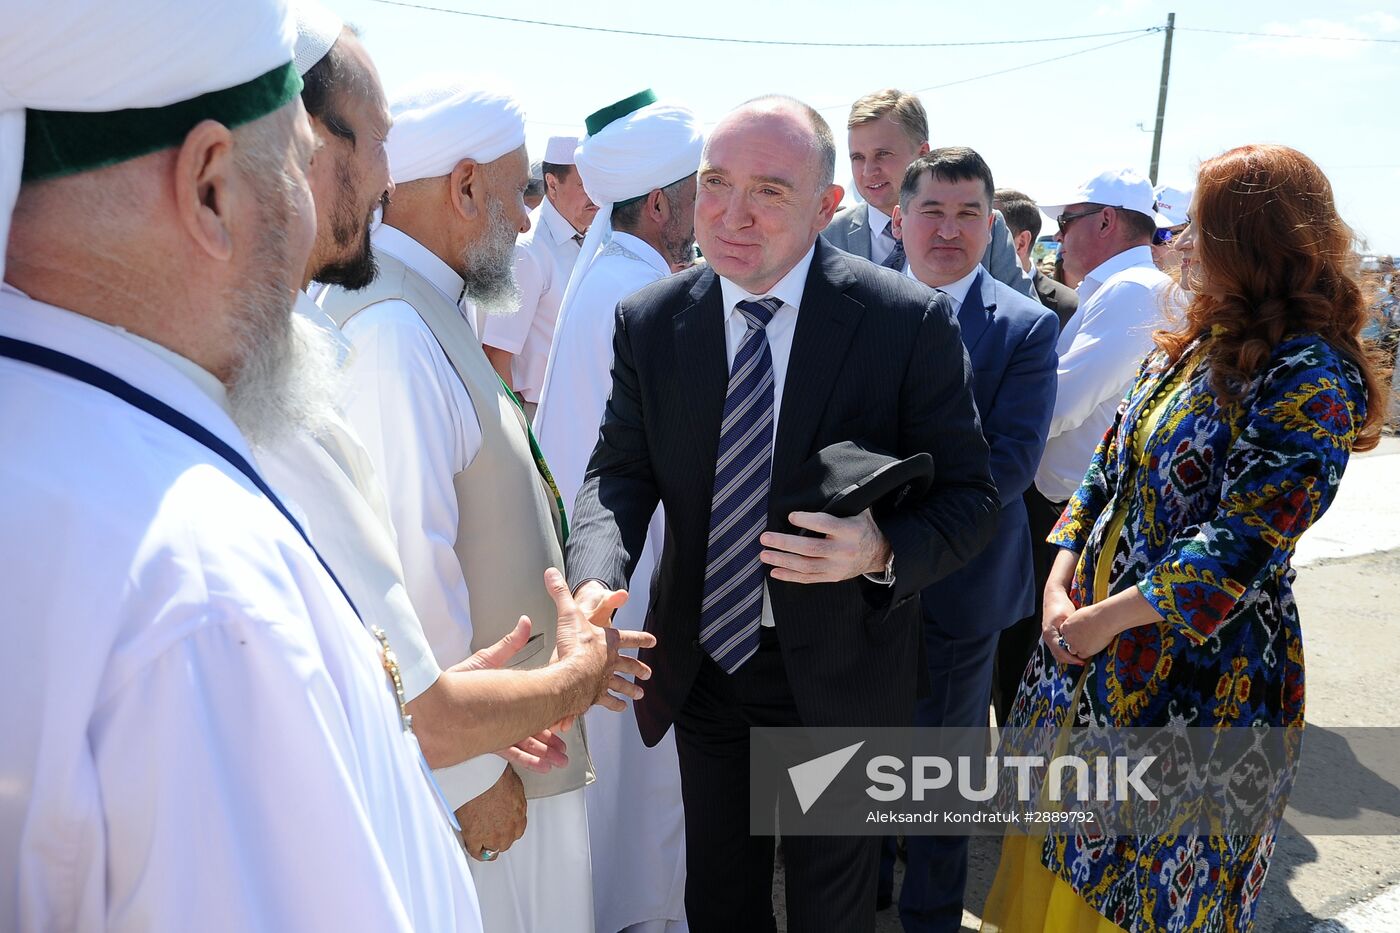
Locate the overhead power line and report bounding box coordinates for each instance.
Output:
[370,0,1161,49]
[1177,26,1400,44]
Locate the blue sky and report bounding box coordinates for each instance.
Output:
[335,0,1400,254]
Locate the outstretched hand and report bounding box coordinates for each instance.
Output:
[544,570,656,731]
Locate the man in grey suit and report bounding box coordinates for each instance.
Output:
[823,88,1033,298]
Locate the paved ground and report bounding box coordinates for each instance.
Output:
[773,438,1400,931]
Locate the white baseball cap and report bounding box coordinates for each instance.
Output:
[1152,184,1193,227]
[1040,168,1170,227]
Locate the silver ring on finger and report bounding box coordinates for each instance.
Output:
[1055,632,1074,655]
[479,848,499,862]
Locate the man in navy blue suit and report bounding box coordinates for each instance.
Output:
[881,148,1059,931]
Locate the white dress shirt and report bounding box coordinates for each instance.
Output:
[0,289,480,933]
[480,197,582,402]
[1034,245,1172,501]
[907,262,980,314]
[867,203,897,266]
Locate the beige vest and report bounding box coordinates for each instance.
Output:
[322,247,592,797]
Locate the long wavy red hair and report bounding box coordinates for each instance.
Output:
[1155,144,1387,451]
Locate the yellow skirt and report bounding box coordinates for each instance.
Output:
[980,833,1125,932]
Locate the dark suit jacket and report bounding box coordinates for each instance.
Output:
[921,269,1059,639]
[1033,268,1079,331]
[567,238,999,746]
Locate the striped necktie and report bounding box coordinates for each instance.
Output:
[880,222,906,270]
[699,296,782,673]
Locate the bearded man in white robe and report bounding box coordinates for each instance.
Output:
[322,78,639,933]
[255,2,651,824]
[533,89,704,933]
[0,2,561,929]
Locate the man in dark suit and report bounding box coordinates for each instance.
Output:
[994,187,1079,329]
[566,97,998,933]
[883,150,1058,931]
[822,89,1033,299]
[989,188,1079,725]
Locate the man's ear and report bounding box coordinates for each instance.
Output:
[1014,228,1032,256]
[174,119,238,262]
[647,188,668,223]
[449,157,482,223]
[816,183,844,228]
[891,203,904,240]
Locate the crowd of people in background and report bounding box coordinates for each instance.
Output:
[1,2,1394,933]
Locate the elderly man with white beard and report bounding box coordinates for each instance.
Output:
[252,2,654,820]
[534,88,704,933]
[0,1,534,929]
[322,78,616,932]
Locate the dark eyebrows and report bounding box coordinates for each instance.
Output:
[917,198,986,210]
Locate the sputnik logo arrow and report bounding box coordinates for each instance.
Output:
[788,741,866,814]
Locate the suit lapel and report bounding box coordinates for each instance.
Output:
[957,269,995,357]
[673,267,730,469]
[771,240,863,495]
[851,203,872,260]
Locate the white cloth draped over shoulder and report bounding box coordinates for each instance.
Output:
[534,98,702,424]
[256,293,442,699]
[0,288,480,932]
[0,0,296,282]
[534,233,690,933]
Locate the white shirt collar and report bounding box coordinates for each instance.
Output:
[867,203,894,238]
[538,196,582,247]
[609,231,672,279]
[372,223,465,305]
[1081,245,1156,300]
[718,244,817,319]
[916,263,982,314]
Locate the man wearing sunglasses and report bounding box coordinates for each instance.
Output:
[1026,169,1174,606]
[1150,184,1192,273]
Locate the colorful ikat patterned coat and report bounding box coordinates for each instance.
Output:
[1007,333,1368,932]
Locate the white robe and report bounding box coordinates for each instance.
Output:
[535,232,689,933]
[0,288,480,932]
[255,294,442,700]
[335,225,593,933]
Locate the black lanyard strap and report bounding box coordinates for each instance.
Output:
[0,335,364,625]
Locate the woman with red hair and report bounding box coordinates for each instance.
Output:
[982,144,1387,931]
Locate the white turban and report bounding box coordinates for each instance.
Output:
[294,0,343,76]
[537,93,702,417]
[386,78,526,184]
[0,0,297,283]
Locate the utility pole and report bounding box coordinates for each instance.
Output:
[1149,12,1176,185]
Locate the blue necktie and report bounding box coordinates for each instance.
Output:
[699,297,782,673]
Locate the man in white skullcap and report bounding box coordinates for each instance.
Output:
[0,2,528,930]
[257,1,653,838]
[534,88,704,933]
[322,77,634,933]
[482,134,595,419]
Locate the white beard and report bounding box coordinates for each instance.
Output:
[229,306,343,447]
